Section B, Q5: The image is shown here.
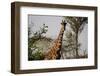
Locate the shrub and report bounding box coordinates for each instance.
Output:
[32,51,45,60]
[28,49,45,60]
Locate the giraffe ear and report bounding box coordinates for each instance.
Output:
[61,20,63,25]
[62,20,64,23]
[61,20,67,25]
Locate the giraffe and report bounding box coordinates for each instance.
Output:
[45,20,67,60]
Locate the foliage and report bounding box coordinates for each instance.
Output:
[32,50,45,60]
[61,31,76,58]
[28,23,48,60]
[64,17,88,58]
[28,48,33,60]
[64,31,76,51]
[28,24,48,47]
[64,17,88,34]
[33,24,48,38]
[28,49,45,60]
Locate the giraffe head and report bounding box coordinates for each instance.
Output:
[61,20,67,30]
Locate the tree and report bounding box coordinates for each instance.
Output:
[28,23,48,60]
[64,17,87,58]
[61,30,76,59]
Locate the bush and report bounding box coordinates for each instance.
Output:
[32,51,45,60]
[28,50,45,60]
[28,48,33,60]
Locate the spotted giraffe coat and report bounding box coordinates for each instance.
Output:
[45,20,66,60]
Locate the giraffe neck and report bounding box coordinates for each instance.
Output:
[57,26,65,43]
[44,22,66,60]
[55,25,65,59]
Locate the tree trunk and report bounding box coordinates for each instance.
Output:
[75,31,79,58]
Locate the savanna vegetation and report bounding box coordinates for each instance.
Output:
[28,24,53,60]
[61,17,88,59]
[28,16,88,60]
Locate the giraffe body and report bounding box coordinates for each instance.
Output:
[45,20,66,60]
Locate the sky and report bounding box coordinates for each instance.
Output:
[28,15,63,39]
[28,15,88,52]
